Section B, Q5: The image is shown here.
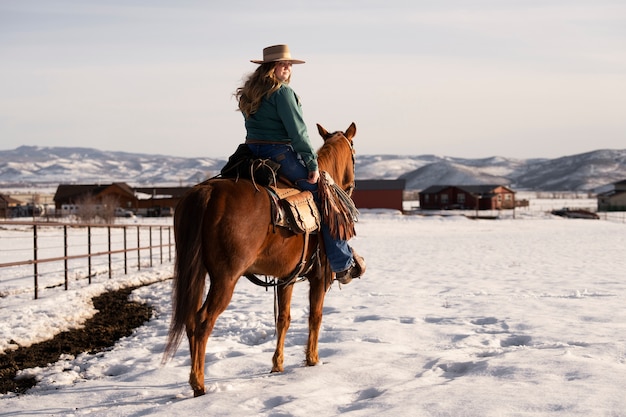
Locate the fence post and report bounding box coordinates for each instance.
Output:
[33,224,38,300]
[64,225,68,290]
[149,227,153,268]
[159,226,163,264]
[88,225,92,284]
[137,226,141,271]
[108,226,112,279]
[124,226,128,274]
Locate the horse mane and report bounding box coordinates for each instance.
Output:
[317,133,350,181]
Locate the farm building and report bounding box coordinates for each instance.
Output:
[54,183,138,214]
[53,183,189,217]
[351,179,406,211]
[134,186,192,216]
[0,194,22,218]
[597,179,626,212]
[419,184,516,210]
[0,192,54,218]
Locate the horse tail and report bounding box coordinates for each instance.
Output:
[163,185,212,362]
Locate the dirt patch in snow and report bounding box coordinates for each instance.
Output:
[0,286,153,394]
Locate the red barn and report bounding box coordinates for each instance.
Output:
[351,179,406,211]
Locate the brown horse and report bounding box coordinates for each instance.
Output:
[163,122,357,396]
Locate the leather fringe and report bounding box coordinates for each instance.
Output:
[318,171,359,240]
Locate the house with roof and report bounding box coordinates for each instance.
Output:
[53,183,192,217]
[419,185,516,210]
[597,180,626,212]
[134,186,192,216]
[0,194,22,218]
[53,183,138,215]
[351,179,406,211]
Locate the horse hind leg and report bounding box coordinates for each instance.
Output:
[272,283,294,373]
[187,277,238,396]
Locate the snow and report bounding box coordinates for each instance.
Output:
[1,208,626,416]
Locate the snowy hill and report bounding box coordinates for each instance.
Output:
[1,146,626,191]
[0,146,224,188]
[355,150,626,192]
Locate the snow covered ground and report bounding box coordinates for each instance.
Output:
[1,206,626,416]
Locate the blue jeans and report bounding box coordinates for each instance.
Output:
[246,143,354,272]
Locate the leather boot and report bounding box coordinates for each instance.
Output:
[335,249,366,284]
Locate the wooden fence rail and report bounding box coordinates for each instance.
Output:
[0,221,173,299]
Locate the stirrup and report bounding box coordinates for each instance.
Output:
[335,267,354,284]
[335,249,366,285]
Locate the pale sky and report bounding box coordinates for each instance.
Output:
[1,0,625,159]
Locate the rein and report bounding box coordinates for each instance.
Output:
[244,235,319,288]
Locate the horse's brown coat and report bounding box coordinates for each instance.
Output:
[164,123,357,396]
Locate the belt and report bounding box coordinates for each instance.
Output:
[245,139,291,145]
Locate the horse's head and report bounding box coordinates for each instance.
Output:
[316,122,357,195]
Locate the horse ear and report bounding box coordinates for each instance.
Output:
[317,123,330,140]
[345,122,356,140]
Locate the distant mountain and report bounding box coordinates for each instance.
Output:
[1,146,625,192]
[0,146,224,188]
[356,150,626,192]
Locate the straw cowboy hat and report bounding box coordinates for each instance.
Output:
[251,44,305,64]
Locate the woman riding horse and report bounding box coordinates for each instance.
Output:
[237,44,365,283]
[163,45,366,397]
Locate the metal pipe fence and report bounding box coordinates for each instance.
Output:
[0,221,173,299]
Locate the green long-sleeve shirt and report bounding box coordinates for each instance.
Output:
[244,84,318,172]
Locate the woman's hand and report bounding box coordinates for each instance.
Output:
[306,170,320,184]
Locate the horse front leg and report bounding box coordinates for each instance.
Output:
[187,280,237,397]
[306,273,329,366]
[272,282,294,372]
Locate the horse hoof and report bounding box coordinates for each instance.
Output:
[193,388,206,397]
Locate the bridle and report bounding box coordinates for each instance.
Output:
[332,132,356,197]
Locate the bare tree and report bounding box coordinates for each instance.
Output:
[98,194,118,224]
[75,194,118,224]
[75,194,98,223]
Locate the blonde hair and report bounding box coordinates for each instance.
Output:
[235,63,290,118]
